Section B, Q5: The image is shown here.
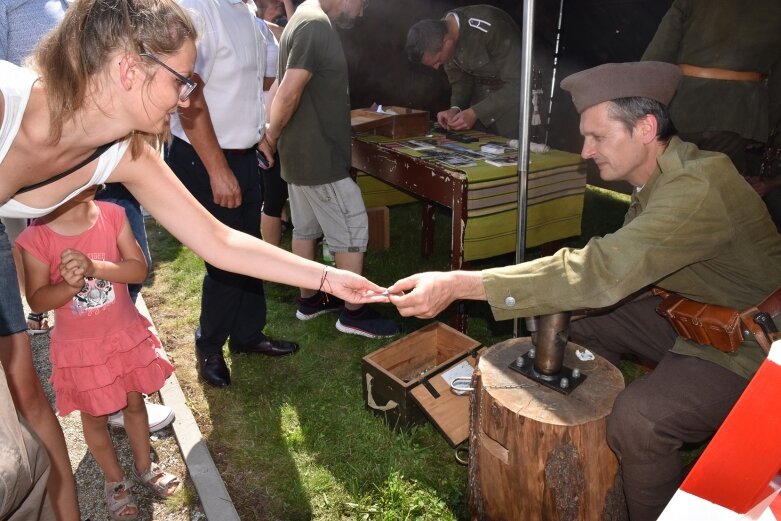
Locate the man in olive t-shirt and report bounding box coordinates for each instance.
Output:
[261,0,398,339]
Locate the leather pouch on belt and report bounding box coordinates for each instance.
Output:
[653,290,743,353]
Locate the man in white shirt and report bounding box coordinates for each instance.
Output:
[168,0,299,388]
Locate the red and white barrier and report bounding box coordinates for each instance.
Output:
[659,341,781,520]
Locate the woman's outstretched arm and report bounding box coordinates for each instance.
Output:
[113,145,390,304]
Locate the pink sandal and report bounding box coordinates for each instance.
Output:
[133,463,181,497]
[105,478,138,520]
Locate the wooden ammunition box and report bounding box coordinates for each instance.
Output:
[361,322,483,447]
[350,106,430,139]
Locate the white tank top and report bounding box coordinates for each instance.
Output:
[0,60,130,218]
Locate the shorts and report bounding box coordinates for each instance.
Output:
[288,177,368,253]
[0,221,27,336]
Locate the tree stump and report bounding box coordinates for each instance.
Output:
[468,337,627,521]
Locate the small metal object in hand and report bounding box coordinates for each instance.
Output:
[381,289,404,297]
[256,150,269,169]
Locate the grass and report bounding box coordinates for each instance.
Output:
[142,185,631,520]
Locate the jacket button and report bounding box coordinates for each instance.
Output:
[505,296,516,306]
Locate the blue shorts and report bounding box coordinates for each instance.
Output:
[0,221,27,336]
[288,177,368,253]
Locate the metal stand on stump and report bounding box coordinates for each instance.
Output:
[468,331,628,520]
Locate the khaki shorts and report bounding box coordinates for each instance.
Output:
[288,177,368,253]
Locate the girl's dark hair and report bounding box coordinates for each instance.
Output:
[406,19,448,64]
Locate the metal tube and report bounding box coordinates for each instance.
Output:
[533,312,572,376]
[513,0,536,338]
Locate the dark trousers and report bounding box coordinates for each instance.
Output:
[570,293,748,521]
[166,137,267,356]
[260,152,289,218]
[96,184,151,302]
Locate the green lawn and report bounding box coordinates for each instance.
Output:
[143,185,630,520]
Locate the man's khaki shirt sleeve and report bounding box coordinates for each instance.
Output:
[482,148,734,320]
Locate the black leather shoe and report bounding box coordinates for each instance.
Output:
[196,352,231,387]
[228,337,300,356]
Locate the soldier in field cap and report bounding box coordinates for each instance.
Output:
[561,61,681,114]
[388,61,781,520]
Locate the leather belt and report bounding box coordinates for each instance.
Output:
[222,145,258,156]
[172,136,258,156]
[757,285,781,317]
[738,285,781,354]
[678,63,765,82]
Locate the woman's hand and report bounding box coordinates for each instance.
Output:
[319,267,391,305]
[387,272,457,318]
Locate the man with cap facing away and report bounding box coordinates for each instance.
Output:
[387,61,781,519]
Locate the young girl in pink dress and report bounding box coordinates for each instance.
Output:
[16,186,180,520]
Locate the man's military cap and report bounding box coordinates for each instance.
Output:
[560,61,682,113]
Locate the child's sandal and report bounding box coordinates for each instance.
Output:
[133,463,181,497]
[26,312,51,335]
[104,478,138,521]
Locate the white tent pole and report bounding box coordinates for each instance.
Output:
[545,0,566,144]
[513,0,536,338]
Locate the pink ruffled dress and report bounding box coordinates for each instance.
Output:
[16,201,174,417]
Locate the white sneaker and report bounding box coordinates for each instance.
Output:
[108,402,175,433]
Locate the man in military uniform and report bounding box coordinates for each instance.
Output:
[405,5,521,139]
[642,0,781,177]
[387,61,781,520]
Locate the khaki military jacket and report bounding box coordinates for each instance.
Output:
[483,137,781,378]
[642,0,781,142]
[445,5,522,138]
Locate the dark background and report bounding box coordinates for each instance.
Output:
[338,0,674,155]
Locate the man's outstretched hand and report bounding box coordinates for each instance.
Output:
[387,271,486,318]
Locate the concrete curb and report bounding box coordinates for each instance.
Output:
[136,296,241,521]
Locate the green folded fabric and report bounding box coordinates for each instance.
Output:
[354,132,588,260]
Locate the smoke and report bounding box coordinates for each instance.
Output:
[340,0,673,154]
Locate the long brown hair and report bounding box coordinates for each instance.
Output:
[33,0,197,157]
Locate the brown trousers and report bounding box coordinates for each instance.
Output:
[0,363,53,520]
[570,293,748,521]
